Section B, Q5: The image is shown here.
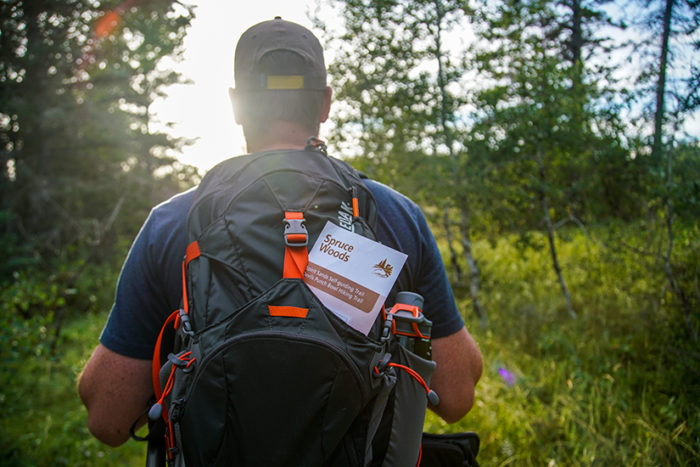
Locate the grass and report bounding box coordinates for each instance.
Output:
[2,224,698,465]
[0,261,147,466]
[0,310,145,466]
[425,227,700,466]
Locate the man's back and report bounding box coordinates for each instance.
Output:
[79,17,482,456]
[142,147,445,465]
[100,151,465,359]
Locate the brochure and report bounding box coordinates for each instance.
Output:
[303,221,407,335]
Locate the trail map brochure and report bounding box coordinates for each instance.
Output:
[304,221,407,334]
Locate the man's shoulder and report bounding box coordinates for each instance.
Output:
[139,187,197,247]
[149,187,197,223]
[362,178,423,220]
[153,186,197,212]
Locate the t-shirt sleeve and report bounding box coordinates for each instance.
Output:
[99,192,191,359]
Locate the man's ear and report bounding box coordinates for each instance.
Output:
[229,87,242,125]
[319,86,332,123]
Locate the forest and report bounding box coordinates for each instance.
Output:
[1,0,698,465]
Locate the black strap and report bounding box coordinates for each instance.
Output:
[129,403,154,442]
[420,432,480,467]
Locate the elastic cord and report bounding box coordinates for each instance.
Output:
[387,362,432,396]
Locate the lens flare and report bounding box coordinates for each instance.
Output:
[93,0,136,40]
[95,10,121,38]
[77,1,138,77]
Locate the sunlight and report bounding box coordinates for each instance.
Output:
[150,0,324,172]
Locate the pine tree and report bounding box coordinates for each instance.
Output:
[0,0,195,266]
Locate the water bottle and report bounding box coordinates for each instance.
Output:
[389,291,433,360]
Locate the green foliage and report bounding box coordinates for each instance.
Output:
[0,319,145,466]
[318,0,470,199]
[4,225,697,465]
[627,0,700,147]
[0,209,39,279]
[425,225,700,465]
[0,257,144,466]
[0,3,201,460]
[664,141,700,220]
[0,0,197,264]
[467,0,640,231]
[0,252,120,358]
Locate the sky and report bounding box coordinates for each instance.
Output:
[153,1,699,172]
[151,1,324,171]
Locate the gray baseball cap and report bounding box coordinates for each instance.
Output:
[234,17,326,91]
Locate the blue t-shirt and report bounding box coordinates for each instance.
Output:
[101,175,464,359]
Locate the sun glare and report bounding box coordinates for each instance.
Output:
[151,1,322,172]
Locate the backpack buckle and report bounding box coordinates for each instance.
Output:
[284,214,308,247]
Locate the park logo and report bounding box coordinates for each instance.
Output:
[372,259,393,278]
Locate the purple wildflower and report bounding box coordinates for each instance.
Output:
[498,367,517,387]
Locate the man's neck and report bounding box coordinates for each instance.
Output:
[244,120,316,154]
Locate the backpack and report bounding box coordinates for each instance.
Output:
[143,143,442,466]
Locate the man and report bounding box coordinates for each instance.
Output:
[79,17,482,448]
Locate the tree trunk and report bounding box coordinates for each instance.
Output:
[652,0,674,160]
[570,0,583,66]
[458,206,487,326]
[434,0,486,323]
[651,0,694,338]
[569,0,585,130]
[536,145,576,318]
[443,207,463,283]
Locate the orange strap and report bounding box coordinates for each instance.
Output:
[185,240,200,265]
[269,305,309,318]
[153,241,200,397]
[152,309,180,400]
[283,212,308,279]
[152,241,201,459]
[181,241,200,316]
[284,246,308,279]
[389,304,431,339]
[351,186,360,217]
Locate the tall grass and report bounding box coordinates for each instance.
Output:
[425,226,700,466]
[1,225,698,465]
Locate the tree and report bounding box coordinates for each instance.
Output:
[468,0,633,317]
[0,0,195,271]
[633,0,700,161]
[316,0,488,322]
[629,0,700,337]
